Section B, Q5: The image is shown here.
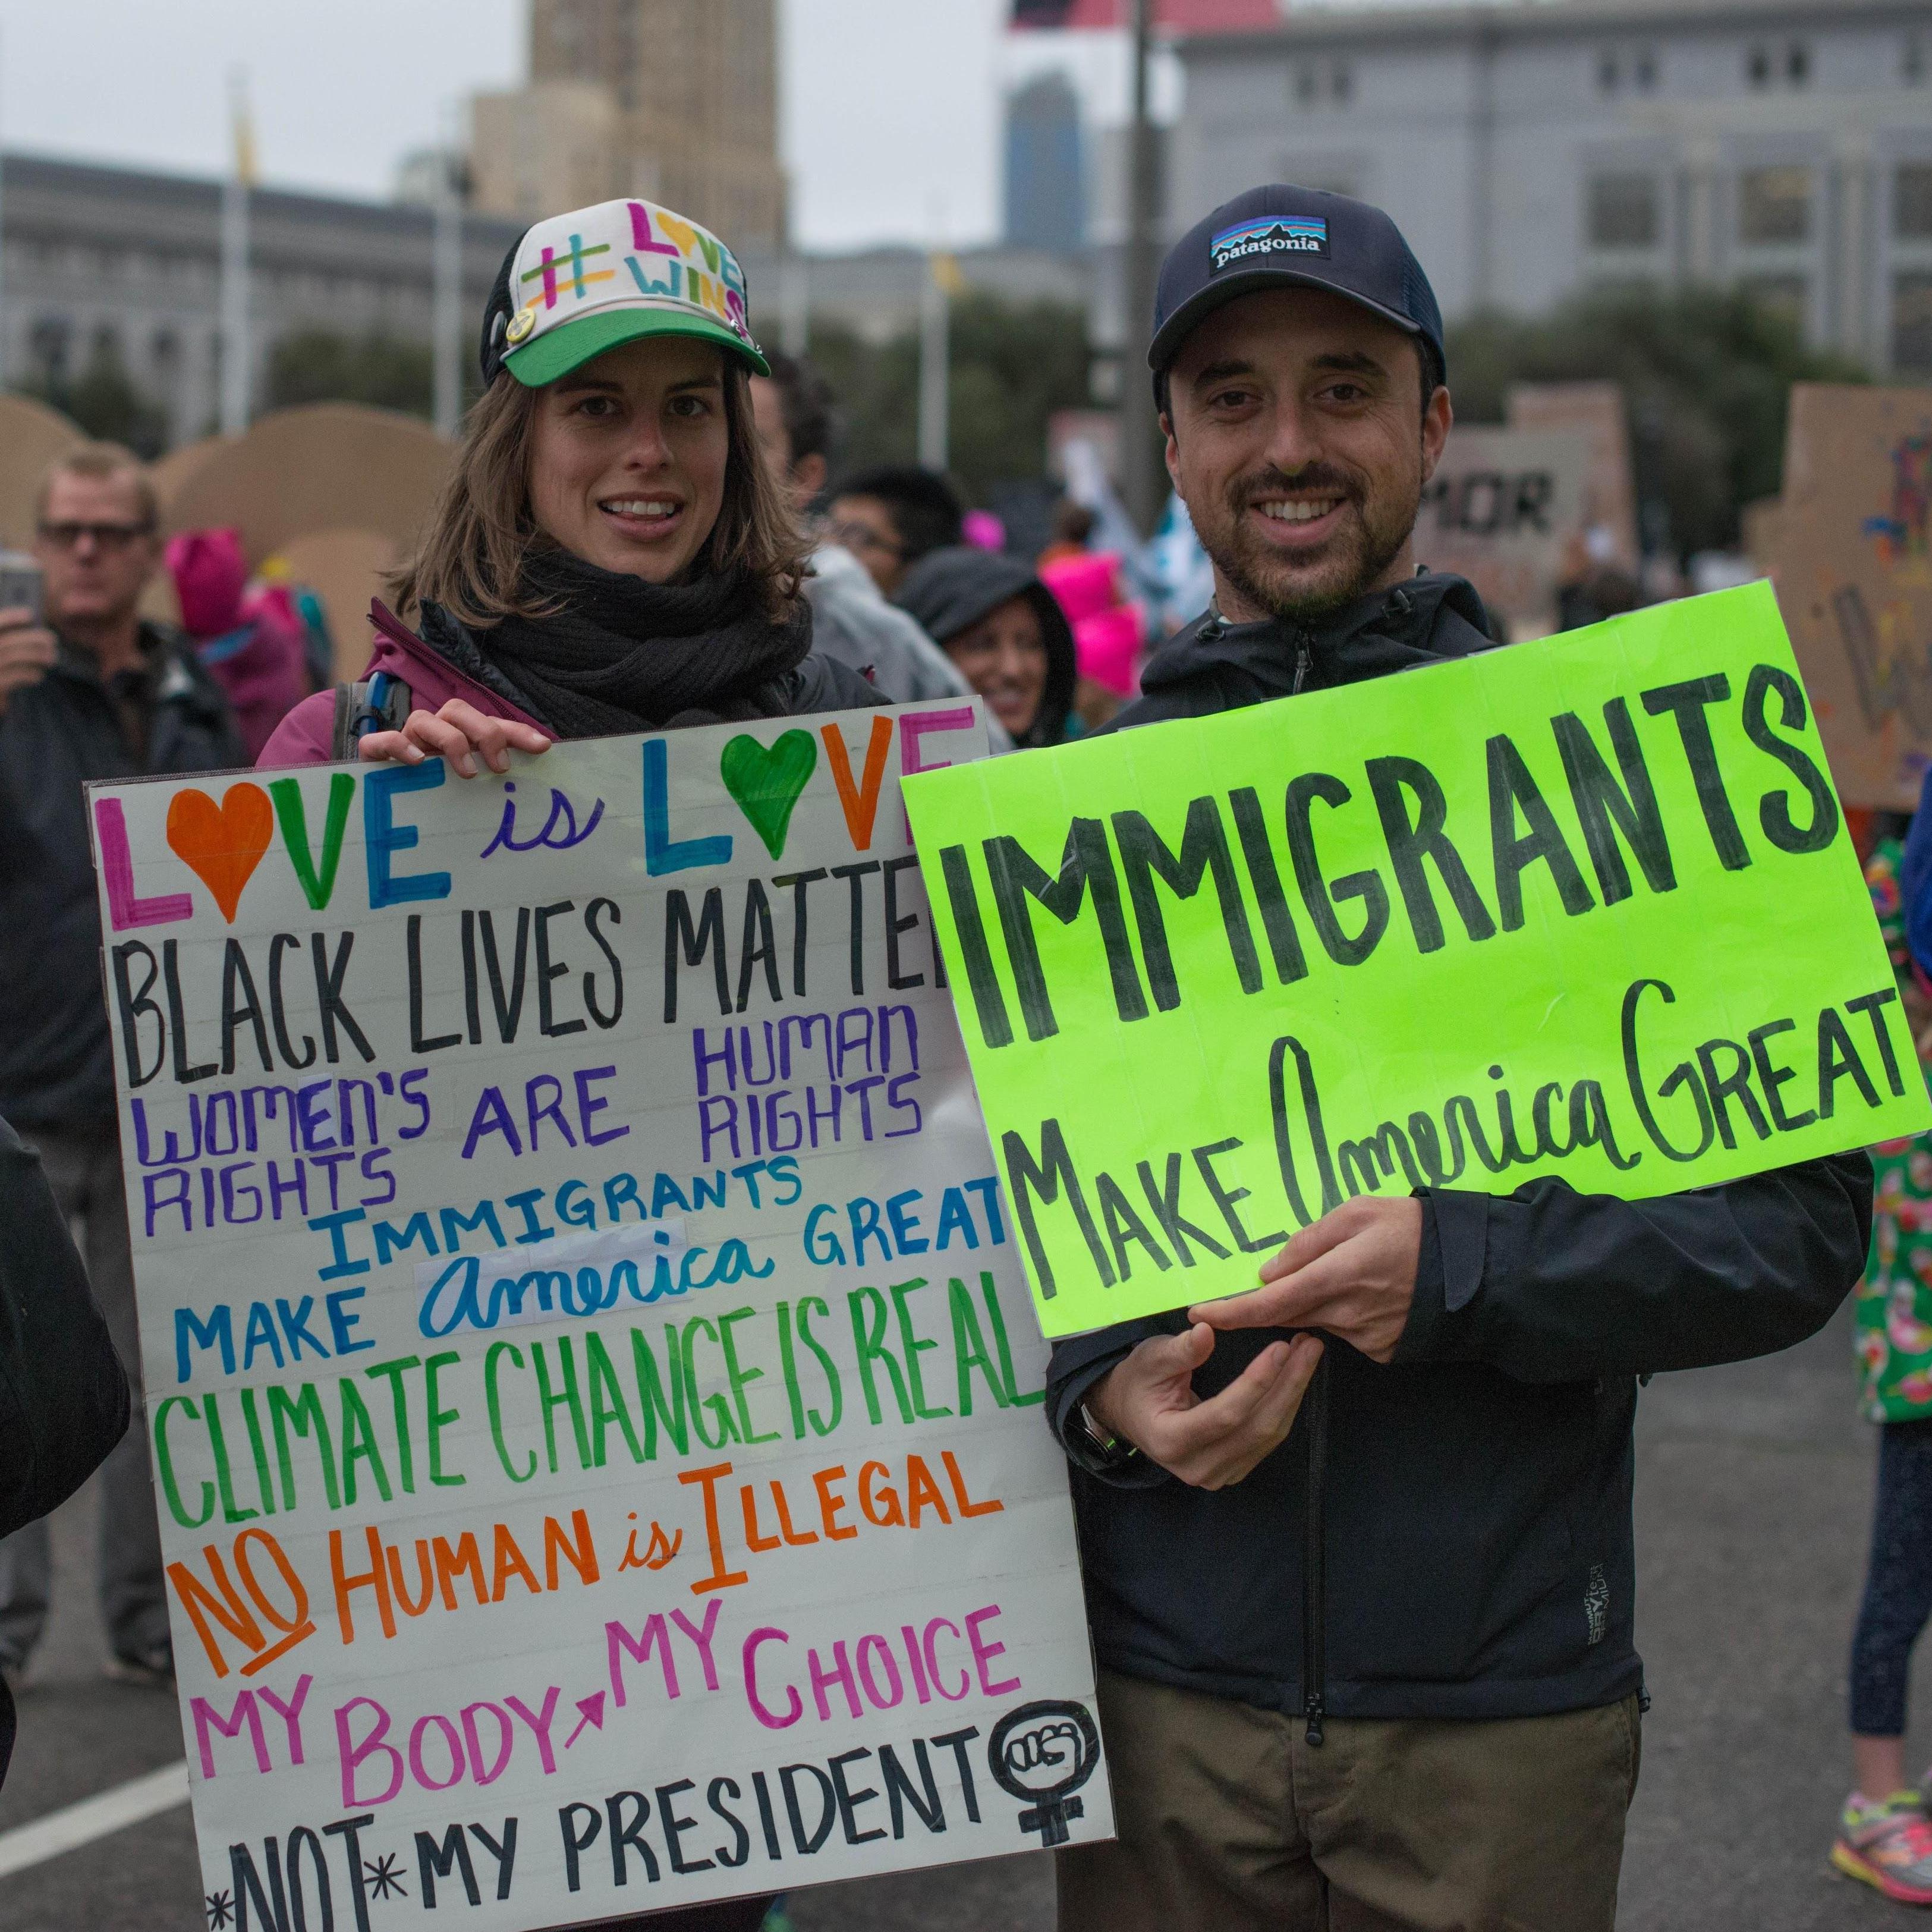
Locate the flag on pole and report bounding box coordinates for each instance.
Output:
[1010,0,1280,27]
[231,74,257,186]
[220,70,253,437]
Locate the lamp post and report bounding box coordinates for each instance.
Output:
[1118,0,1162,534]
[432,142,463,438]
[918,249,956,473]
[219,68,253,438]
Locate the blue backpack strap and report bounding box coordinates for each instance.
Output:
[328,671,412,762]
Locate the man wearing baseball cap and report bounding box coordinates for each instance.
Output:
[1046,186,1870,1930]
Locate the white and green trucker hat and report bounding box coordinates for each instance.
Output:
[479,196,769,388]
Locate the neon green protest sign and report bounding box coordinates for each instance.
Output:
[905,583,1924,1339]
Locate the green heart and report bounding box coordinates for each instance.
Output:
[720,728,819,860]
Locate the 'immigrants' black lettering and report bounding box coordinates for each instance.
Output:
[1485,735,1594,930]
[1741,663,1838,855]
[931,662,1849,1055]
[1365,756,1498,952]
[1228,786,1310,984]
[937,845,1012,1049]
[1550,699,1676,905]
[1640,676,1750,871]
[983,820,1143,1041]
[1111,797,1261,1009]
[1283,773,1388,967]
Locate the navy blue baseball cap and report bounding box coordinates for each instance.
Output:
[1148,184,1446,398]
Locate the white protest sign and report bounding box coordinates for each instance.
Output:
[87,698,1111,1930]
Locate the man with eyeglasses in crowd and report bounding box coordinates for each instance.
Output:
[0,442,242,1690]
[827,464,965,598]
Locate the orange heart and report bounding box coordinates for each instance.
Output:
[165,783,274,923]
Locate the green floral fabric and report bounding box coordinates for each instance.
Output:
[1854,837,1932,1423]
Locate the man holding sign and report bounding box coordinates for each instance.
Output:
[1021,188,1875,1929]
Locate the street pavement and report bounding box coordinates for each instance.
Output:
[0,1297,1917,1931]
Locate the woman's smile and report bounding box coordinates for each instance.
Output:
[597,493,687,542]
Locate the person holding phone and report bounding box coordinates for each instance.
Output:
[0,442,243,1692]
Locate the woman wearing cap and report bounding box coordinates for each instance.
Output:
[260,194,880,775]
[892,546,1077,750]
[258,197,875,1932]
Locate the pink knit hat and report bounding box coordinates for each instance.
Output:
[1039,550,1144,696]
[165,528,248,640]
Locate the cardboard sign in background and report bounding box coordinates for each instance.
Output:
[1414,426,1593,640]
[1773,382,1932,810]
[89,701,1111,1928]
[905,585,1923,1339]
[1506,380,1642,575]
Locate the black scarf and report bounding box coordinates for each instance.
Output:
[426,550,811,739]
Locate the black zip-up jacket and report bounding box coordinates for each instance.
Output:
[0,627,244,1127]
[0,1110,131,1782]
[1047,572,1874,1730]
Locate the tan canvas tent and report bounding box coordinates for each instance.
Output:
[0,394,83,549]
[156,402,451,669]
[161,402,450,558]
[147,434,234,518]
[273,529,404,682]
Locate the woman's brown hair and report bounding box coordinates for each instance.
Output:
[390,354,809,628]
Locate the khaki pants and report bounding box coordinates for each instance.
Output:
[1058,1668,1641,1932]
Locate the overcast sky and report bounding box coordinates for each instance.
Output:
[0,0,1374,250]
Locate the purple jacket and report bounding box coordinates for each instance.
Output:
[257,602,545,769]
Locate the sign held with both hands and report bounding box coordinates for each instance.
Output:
[905,583,1925,1338]
[87,698,1115,1930]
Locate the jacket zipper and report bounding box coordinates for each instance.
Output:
[1291,625,1325,1747]
[1302,1349,1330,1745]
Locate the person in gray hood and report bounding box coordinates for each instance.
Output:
[893,544,1078,748]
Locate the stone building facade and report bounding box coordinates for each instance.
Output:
[1172,0,1932,373]
[0,147,1091,454]
[0,151,522,448]
[472,0,788,250]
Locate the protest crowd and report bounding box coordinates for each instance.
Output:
[0,138,1929,1932]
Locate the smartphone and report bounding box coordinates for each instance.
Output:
[0,552,42,624]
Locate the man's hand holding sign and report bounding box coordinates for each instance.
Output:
[1085,1323,1325,1492]
[1087,1197,1422,1487]
[1223,1195,1422,1360]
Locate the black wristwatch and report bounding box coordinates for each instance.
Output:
[1077,1401,1140,1471]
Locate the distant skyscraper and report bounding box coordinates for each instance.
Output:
[471,0,787,248]
[1005,72,1086,254]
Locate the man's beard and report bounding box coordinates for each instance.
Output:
[1198,460,1420,624]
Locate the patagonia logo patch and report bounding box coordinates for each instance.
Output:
[1210,214,1330,271]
